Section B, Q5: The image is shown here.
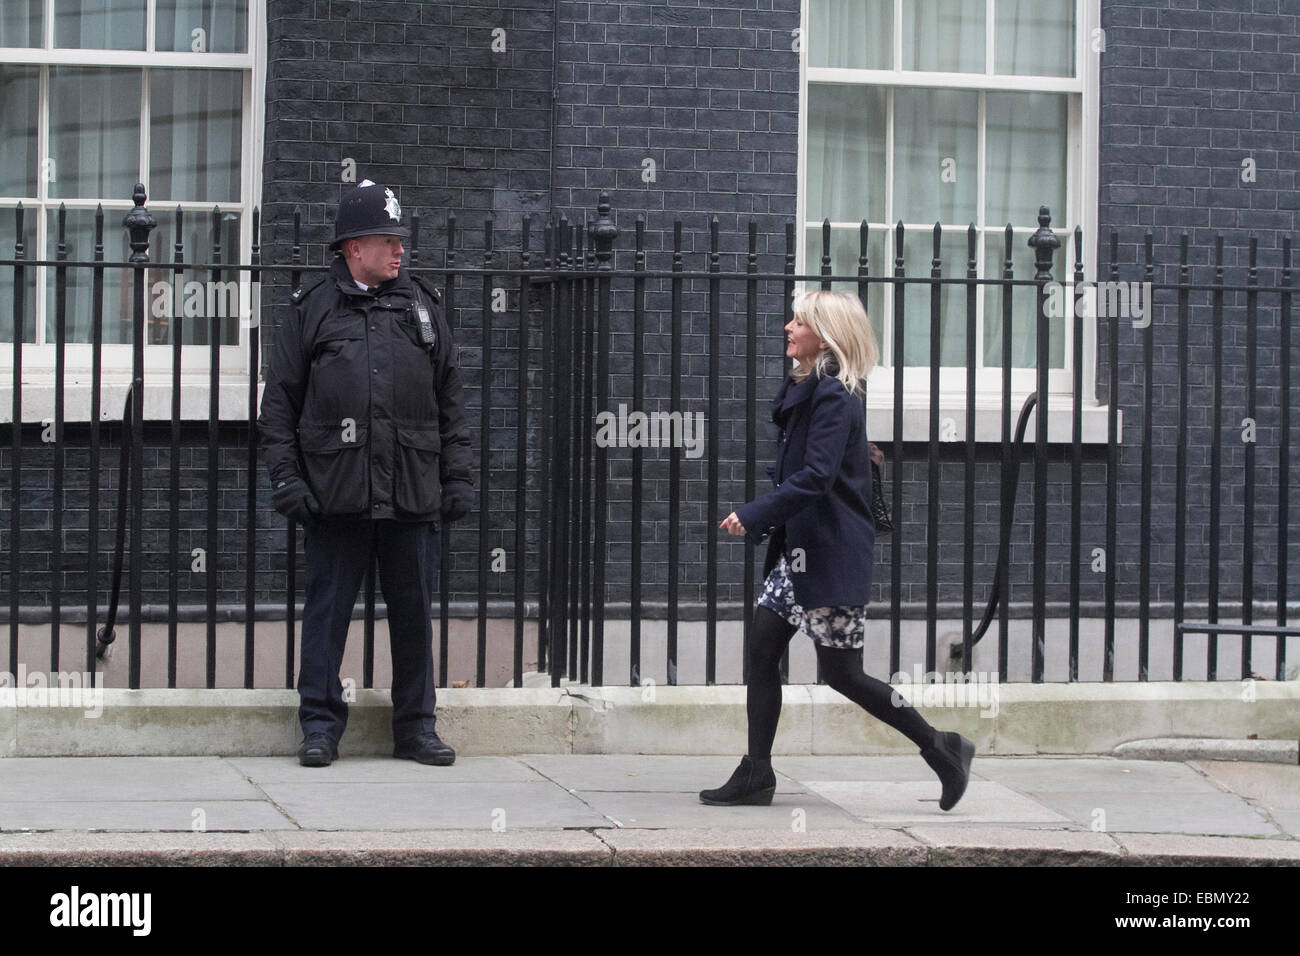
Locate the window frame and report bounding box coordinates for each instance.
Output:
[797,0,1107,440]
[0,0,265,421]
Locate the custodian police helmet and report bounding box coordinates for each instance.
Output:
[329,179,410,251]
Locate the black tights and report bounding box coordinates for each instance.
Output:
[746,605,936,760]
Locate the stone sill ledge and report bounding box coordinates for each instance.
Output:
[2,682,1295,758]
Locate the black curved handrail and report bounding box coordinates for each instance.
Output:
[94,385,135,660]
[969,391,1038,647]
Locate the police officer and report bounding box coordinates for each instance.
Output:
[259,180,473,767]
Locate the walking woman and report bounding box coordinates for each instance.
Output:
[701,290,975,810]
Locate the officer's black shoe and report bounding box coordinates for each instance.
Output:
[394,731,456,766]
[298,732,338,768]
[699,755,776,806]
[920,730,975,811]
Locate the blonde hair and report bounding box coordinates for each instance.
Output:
[789,290,879,396]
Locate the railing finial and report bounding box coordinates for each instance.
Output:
[123,183,156,264]
[589,192,617,270]
[1028,205,1059,281]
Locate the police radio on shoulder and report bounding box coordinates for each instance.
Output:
[414,301,435,346]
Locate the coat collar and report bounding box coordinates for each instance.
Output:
[771,360,841,421]
[772,374,815,418]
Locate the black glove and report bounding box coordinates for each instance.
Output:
[272,475,320,524]
[440,483,474,525]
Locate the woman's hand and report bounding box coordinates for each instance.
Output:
[869,442,884,466]
[719,512,746,536]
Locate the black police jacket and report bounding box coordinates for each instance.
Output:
[258,257,473,521]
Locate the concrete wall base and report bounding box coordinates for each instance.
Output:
[1,681,1297,758]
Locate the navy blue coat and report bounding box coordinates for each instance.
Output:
[735,367,875,609]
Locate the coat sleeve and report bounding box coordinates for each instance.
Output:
[733,378,854,546]
[258,299,310,485]
[431,303,474,496]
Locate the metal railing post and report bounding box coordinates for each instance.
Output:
[1028,206,1059,684]
[589,194,616,687]
[123,184,156,689]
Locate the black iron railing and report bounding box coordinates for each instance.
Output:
[1,186,1296,689]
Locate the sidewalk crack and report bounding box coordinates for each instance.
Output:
[515,756,625,834]
[562,687,614,712]
[587,827,618,865]
[220,756,304,832]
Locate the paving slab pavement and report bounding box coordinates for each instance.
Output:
[0,753,1296,865]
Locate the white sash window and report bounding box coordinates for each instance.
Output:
[800,0,1105,439]
[0,0,264,420]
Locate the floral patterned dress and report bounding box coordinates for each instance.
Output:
[757,553,868,650]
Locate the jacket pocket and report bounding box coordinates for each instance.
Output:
[310,316,365,377]
[394,424,442,515]
[299,420,369,515]
[312,332,362,359]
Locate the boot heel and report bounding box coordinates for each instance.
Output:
[699,756,777,806]
[922,731,976,812]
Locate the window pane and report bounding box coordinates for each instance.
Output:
[150,70,243,203]
[0,206,38,343]
[901,228,975,368]
[54,0,145,50]
[0,67,40,198]
[996,0,1075,77]
[49,67,141,200]
[985,92,1068,228]
[45,208,133,345]
[983,234,1065,369]
[893,88,978,225]
[806,84,887,224]
[809,0,892,70]
[903,0,984,73]
[802,225,887,351]
[145,209,243,346]
[0,0,43,47]
[155,0,249,54]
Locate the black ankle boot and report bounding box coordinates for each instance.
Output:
[920,731,975,811]
[699,756,777,806]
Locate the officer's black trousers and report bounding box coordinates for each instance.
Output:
[299,518,440,744]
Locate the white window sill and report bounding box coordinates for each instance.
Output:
[866,399,1120,445]
[2,382,1120,444]
[0,378,264,423]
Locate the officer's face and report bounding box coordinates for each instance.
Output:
[345,234,405,287]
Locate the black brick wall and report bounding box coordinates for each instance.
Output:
[3,0,1297,625]
[1095,0,1300,619]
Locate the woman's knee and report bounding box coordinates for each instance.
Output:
[814,645,857,690]
[748,636,786,672]
[748,607,795,669]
